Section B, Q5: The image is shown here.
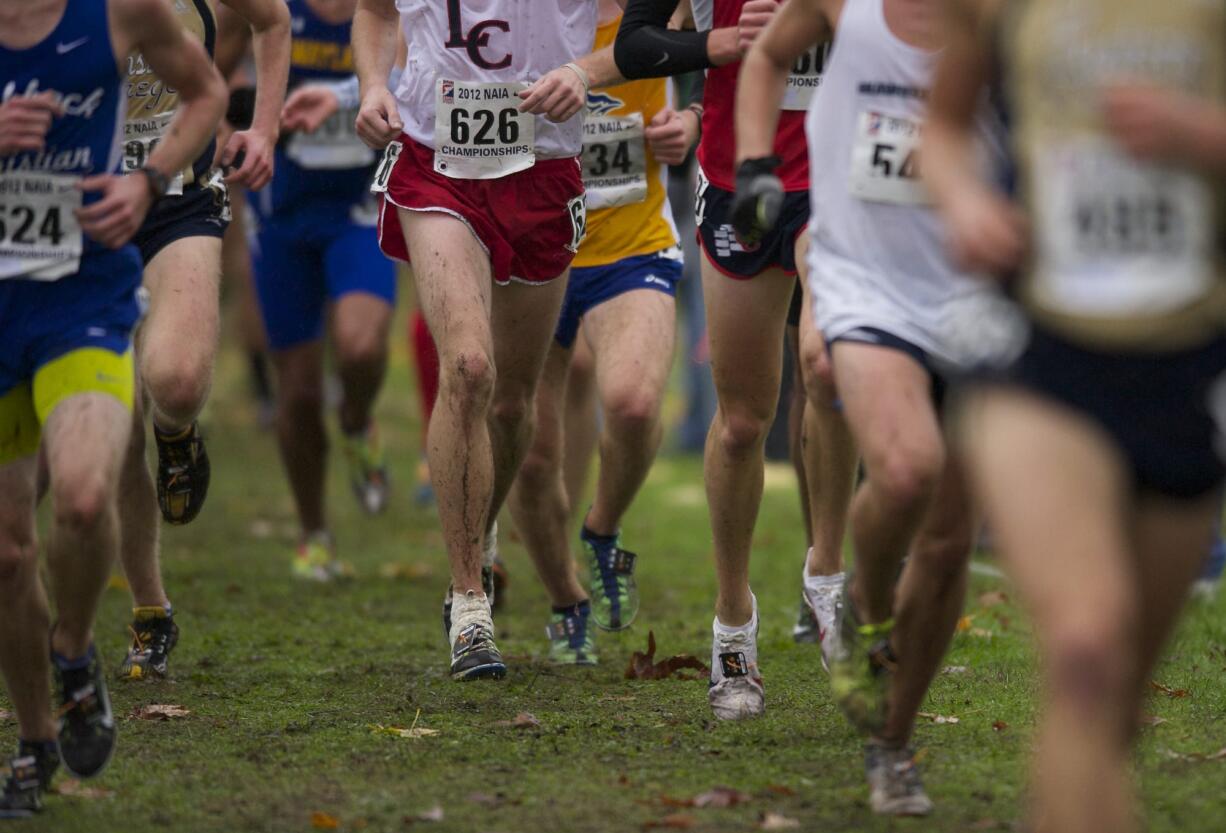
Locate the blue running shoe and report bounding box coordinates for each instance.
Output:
[581,526,639,631]
[546,601,597,665]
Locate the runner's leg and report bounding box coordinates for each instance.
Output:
[581,289,676,536]
[271,340,329,535]
[563,330,599,513]
[117,389,166,608]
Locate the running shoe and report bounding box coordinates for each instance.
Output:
[442,526,500,638]
[53,645,116,779]
[118,606,179,680]
[546,601,597,665]
[864,742,933,816]
[154,420,210,525]
[708,603,765,720]
[292,532,351,582]
[581,526,639,631]
[802,567,845,671]
[830,580,896,735]
[448,592,506,681]
[792,595,821,644]
[343,426,390,515]
[0,742,59,819]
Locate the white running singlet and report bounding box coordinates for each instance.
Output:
[805,0,1013,368]
[395,0,596,175]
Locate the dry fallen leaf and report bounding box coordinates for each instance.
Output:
[54,779,115,799]
[693,786,751,808]
[759,811,801,830]
[1150,681,1190,698]
[969,628,995,639]
[625,631,709,681]
[642,813,696,830]
[956,615,974,632]
[130,704,191,720]
[311,811,340,829]
[492,712,540,729]
[991,720,1008,732]
[942,665,969,675]
[918,712,960,725]
[764,785,796,797]
[977,590,1009,608]
[1141,715,1168,727]
[370,724,439,739]
[409,805,444,823]
[1161,746,1226,763]
[378,562,434,581]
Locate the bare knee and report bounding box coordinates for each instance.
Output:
[1045,613,1135,716]
[870,444,944,510]
[911,527,973,582]
[715,406,773,458]
[440,349,495,416]
[515,447,565,512]
[0,525,37,583]
[490,387,531,435]
[144,356,211,424]
[51,474,113,534]
[799,336,836,404]
[604,385,661,435]
[335,321,388,372]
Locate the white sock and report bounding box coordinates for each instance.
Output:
[482,522,499,568]
[804,570,845,593]
[449,590,492,645]
[715,593,758,633]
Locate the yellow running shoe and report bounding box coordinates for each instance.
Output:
[292,532,352,582]
[343,426,389,515]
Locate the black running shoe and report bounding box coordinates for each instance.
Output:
[449,622,507,681]
[118,607,179,680]
[0,742,59,819]
[53,645,116,779]
[441,566,498,641]
[155,421,210,525]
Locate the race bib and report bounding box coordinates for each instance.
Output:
[433,80,535,180]
[1034,138,1213,316]
[286,107,376,170]
[848,110,929,205]
[124,114,185,196]
[581,113,648,210]
[782,44,827,111]
[0,173,84,282]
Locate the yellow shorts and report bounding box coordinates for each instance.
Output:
[0,347,135,465]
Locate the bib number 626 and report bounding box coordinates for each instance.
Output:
[449,106,521,146]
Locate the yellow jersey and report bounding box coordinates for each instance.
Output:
[573,16,679,269]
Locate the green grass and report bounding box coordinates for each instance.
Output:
[6,294,1226,832]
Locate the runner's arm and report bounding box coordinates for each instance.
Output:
[922,0,1027,274]
[353,0,404,148]
[614,0,739,78]
[1102,86,1226,174]
[734,0,829,163]
[216,0,292,188]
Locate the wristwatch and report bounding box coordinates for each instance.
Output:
[138,166,171,201]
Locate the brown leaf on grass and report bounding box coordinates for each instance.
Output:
[956,615,974,632]
[918,712,960,725]
[311,811,340,829]
[408,805,444,823]
[764,785,796,797]
[977,590,1009,608]
[992,720,1008,732]
[1141,715,1168,727]
[969,628,995,639]
[642,813,696,829]
[378,562,434,581]
[693,786,752,808]
[1150,681,1190,698]
[943,665,969,675]
[759,811,802,830]
[54,779,114,799]
[1161,746,1226,763]
[492,712,540,729]
[130,704,191,720]
[625,631,710,680]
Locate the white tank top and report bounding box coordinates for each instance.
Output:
[806,0,1004,295]
[395,0,596,171]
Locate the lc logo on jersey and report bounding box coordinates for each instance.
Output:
[586,92,624,117]
[444,0,511,70]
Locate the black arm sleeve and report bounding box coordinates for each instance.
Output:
[614,0,714,79]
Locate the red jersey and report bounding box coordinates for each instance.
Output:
[693,0,825,192]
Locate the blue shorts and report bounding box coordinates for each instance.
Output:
[253,203,396,351]
[555,251,682,349]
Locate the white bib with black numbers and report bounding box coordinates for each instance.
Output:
[123,112,185,196]
[0,173,84,282]
[848,110,929,205]
[287,107,376,170]
[581,112,647,210]
[1034,138,1213,316]
[432,79,535,180]
[782,44,826,111]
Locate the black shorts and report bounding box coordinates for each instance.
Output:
[829,326,948,410]
[1002,326,1226,500]
[132,182,230,265]
[695,167,808,279]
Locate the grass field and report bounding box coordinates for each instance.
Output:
[6,291,1226,833]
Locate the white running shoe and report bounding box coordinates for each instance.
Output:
[864,742,934,816]
[708,600,765,720]
[801,562,845,672]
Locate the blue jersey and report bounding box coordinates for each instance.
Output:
[0,0,139,282]
[260,0,376,216]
